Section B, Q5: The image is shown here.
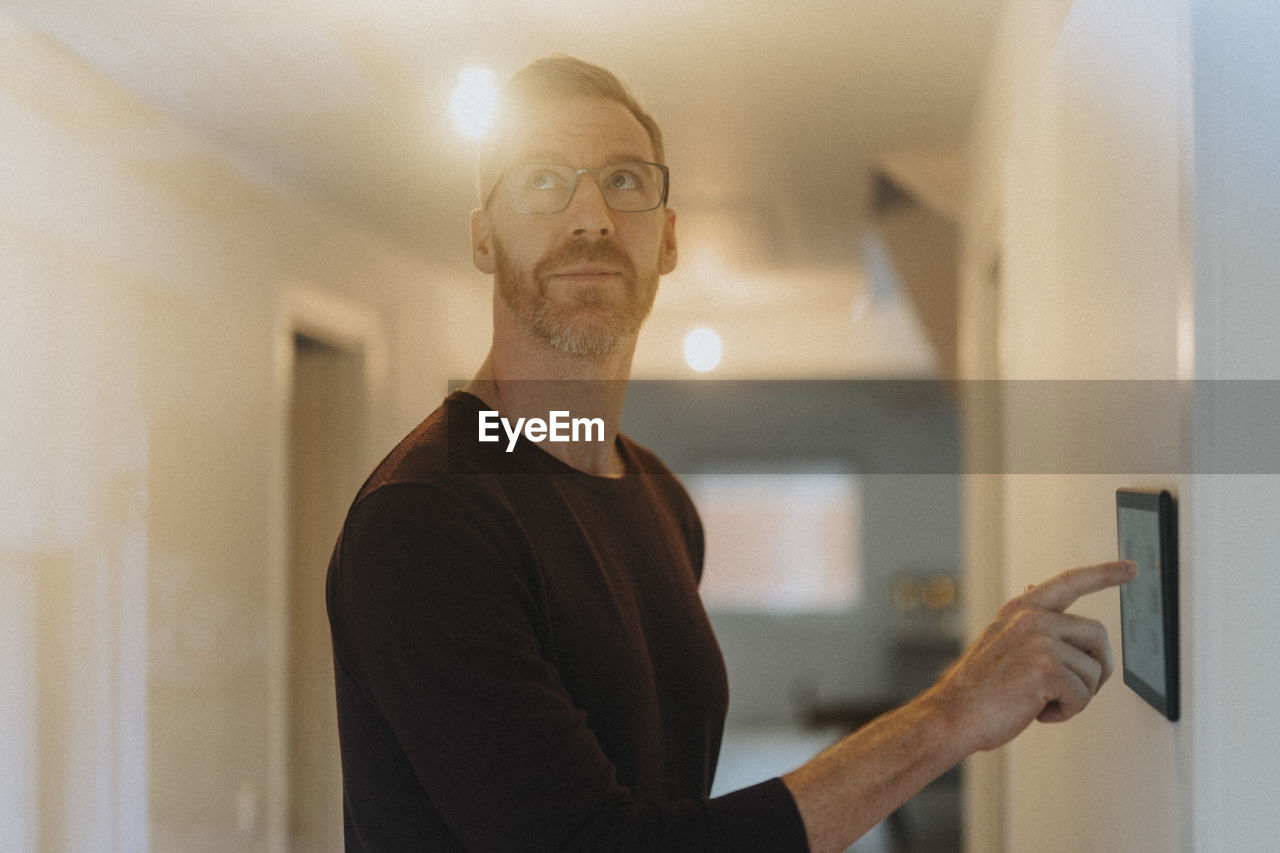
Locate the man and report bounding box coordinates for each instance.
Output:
[326,55,1136,852]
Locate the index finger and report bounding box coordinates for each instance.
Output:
[1026,560,1138,612]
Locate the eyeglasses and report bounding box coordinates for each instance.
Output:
[488,161,670,214]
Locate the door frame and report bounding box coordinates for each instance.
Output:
[264,284,386,850]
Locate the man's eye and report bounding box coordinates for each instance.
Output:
[605,171,640,190]
[529,171,563,190]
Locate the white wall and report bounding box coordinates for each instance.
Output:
[1190,1,1280,849]
[0,14,483,851]
[961,1,1194,851]
[966,1,1280,851]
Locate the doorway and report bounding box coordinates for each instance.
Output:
[286,333,367,851]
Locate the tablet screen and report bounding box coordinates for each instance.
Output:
[1118,505,1165,696]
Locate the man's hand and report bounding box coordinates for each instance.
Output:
[785,559,1137,853]
[925,560,1138,753]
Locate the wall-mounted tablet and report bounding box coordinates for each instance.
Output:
[1115,489,1179,721]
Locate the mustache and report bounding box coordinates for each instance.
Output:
[534,238,636,280]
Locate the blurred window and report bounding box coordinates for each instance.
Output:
[684,467,861,613]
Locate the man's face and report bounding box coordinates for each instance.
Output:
[471,95,677,357]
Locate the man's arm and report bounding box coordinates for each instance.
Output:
[781,560,1138,853]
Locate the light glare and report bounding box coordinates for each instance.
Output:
[683,327,723,373]
[449,67,497,139]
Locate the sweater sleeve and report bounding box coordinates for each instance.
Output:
[327,481,810,853]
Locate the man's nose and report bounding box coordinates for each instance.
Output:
[564,173,614,238]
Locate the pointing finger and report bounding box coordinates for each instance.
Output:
[1026,560,1138,612]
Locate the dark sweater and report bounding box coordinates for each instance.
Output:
[326,391,809,851]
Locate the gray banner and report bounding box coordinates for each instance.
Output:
[445,380,1279,475]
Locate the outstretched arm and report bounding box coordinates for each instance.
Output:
[781,560,1138,853]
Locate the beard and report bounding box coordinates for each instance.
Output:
[494,235,659,357]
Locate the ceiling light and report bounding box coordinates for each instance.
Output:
[683,327,723,373]
[449,67,497,139]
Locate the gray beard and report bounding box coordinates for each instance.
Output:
[494,237,658,357]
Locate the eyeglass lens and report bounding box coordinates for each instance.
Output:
[506,162,666,213]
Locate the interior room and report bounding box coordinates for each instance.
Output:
[3,1,1278,851]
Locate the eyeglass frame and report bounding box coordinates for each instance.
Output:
[483,160,671,214]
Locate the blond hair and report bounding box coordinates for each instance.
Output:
[478,55,665,205]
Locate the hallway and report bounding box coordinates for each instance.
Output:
[3,1,1279,850]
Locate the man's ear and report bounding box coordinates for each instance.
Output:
[659,208,678,275]
[471,208,496,274]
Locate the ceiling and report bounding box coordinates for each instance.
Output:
[3,0,1005,375]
